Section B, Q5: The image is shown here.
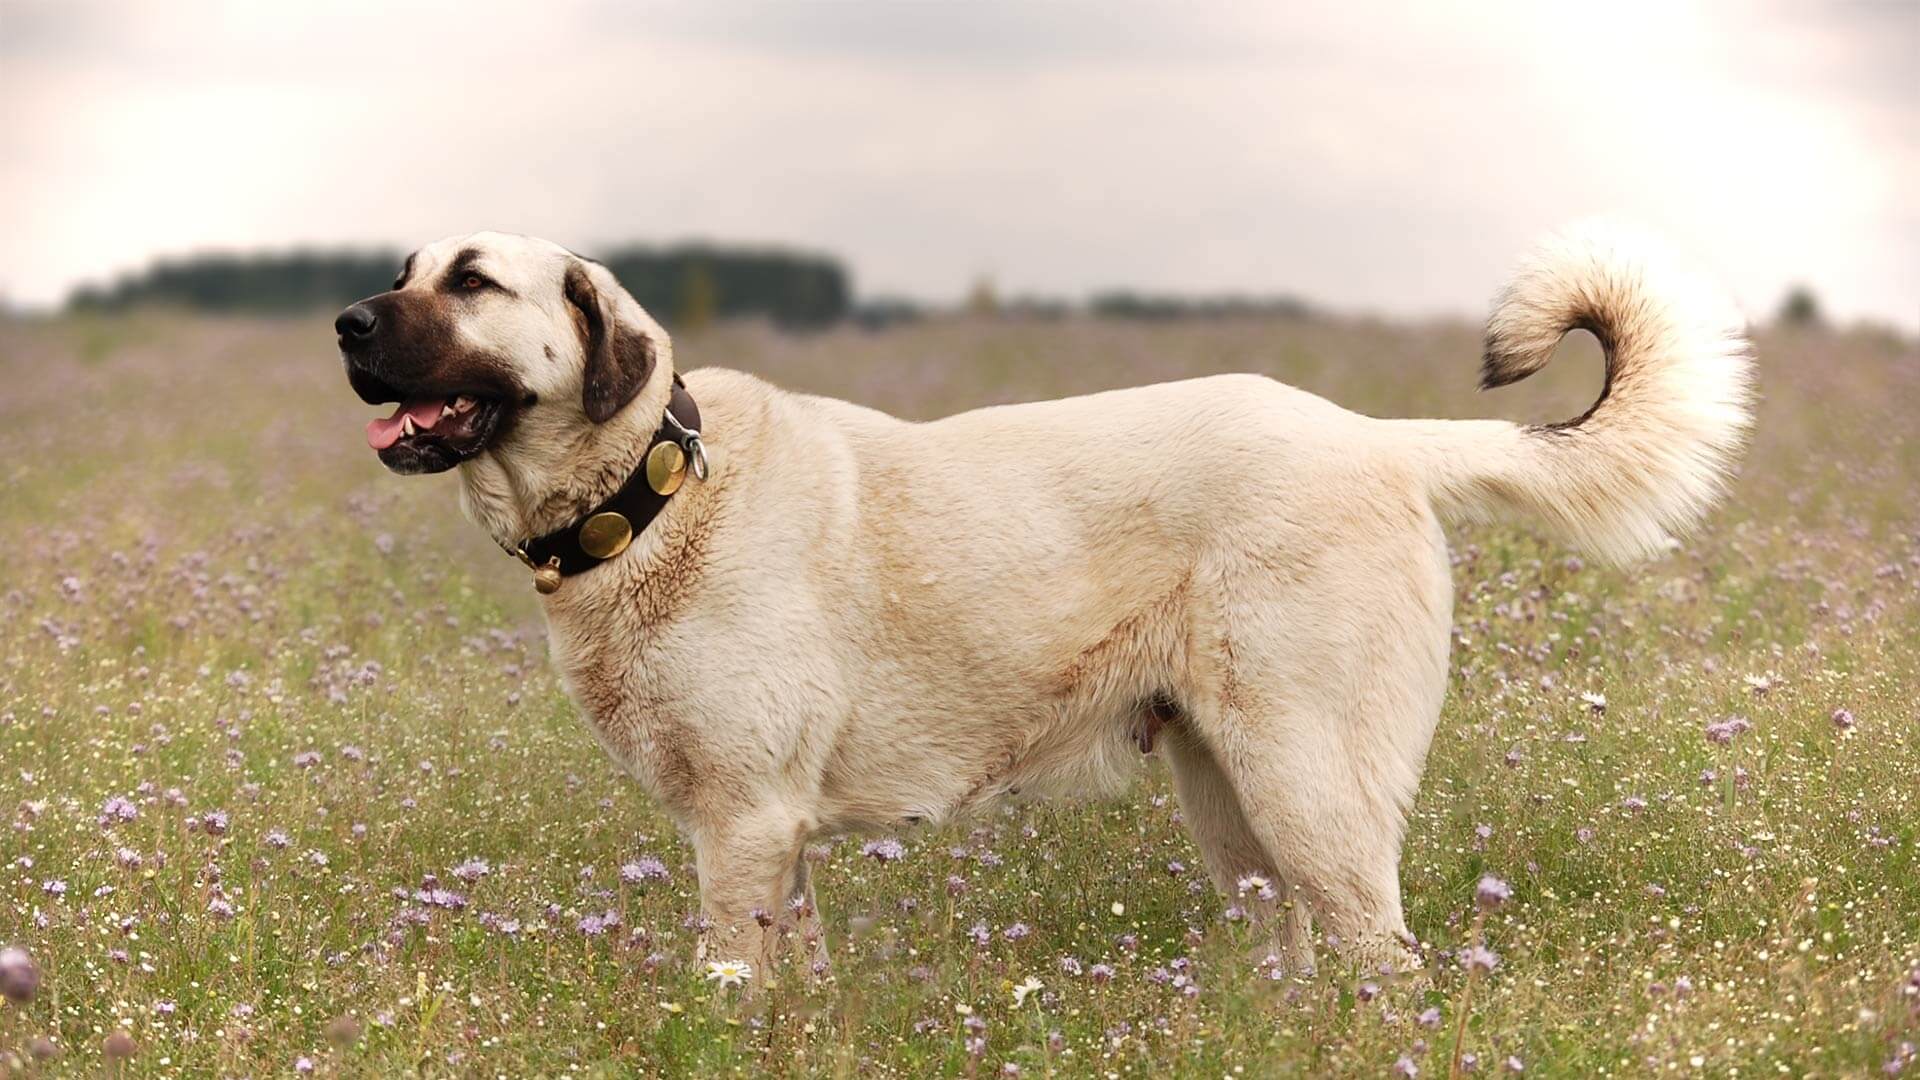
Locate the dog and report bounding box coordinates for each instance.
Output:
[335,224,1752,976]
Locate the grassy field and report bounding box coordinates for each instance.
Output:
[0,310,1915,1077]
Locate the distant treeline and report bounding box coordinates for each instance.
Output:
[70,252,400,317]
[599,246,847,329]
[70,245,853,329]
[65,247,1321,328]
[946,277,1315,324]
[1087,291,1314,321]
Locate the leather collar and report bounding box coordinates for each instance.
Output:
[508,376,703,591]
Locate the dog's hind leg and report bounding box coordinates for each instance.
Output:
[1225,741,1422,975]
[1191,673,1432,974]
[1189,521,1451,975]
[1162,725,1313,973]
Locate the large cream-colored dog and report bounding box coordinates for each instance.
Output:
[335,224,1752,975]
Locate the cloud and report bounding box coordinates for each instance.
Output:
[0,0,1912,328]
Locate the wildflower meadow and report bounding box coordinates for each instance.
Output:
[1,312,1915,1076]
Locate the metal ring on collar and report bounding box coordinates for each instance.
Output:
[685,435,710,481]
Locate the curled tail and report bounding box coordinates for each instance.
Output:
[1420,221,1755,565]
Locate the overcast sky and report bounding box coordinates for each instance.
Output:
[2,0,1914,327]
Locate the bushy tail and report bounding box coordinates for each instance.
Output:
[1415,221,1756,565]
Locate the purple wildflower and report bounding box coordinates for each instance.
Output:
[1704,716,1752,744]
[0,946,40,1004]
[472,911,502,933]
[620,857,669,884]
[98,796,140,828]
[452,858,493,883]
[577,911,620,936]
[1236,874,1278,901]
[102,1031,137,1060]
[412,888,468,910]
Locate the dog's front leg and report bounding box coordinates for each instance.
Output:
[785,848,832,977]
[690,808,811,986]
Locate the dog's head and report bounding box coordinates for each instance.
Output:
[336,232,664,474]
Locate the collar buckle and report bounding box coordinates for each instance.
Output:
[662,408,710,481]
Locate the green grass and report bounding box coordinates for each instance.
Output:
[0,311,1915,1077]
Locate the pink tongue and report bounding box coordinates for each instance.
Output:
[365,399,445,450]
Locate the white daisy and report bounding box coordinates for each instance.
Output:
[704,959,752,989]
[1012,976,1043,1007]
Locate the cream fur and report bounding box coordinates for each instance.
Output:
[372,226,1753,977]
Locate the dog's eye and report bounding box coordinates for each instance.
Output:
[462,275,485,290]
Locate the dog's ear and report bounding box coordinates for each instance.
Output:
[563,259,656,423]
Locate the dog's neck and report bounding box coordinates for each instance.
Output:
[456,365,677,550]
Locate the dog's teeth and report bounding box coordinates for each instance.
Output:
[401,415,416,436]
[455,395,476,413]
[442,403,456,419]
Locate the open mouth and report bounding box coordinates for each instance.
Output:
[363,393,508,474]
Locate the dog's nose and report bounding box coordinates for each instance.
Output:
[335,304,378,341]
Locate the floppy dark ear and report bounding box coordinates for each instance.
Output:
[563,260,655,423]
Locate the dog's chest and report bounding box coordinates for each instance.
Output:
[541,596,708,813]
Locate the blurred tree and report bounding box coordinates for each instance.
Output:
[1776,285,1824,328]
[677,261,718,332]
[967,276,999,317]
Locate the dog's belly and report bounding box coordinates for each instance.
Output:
[813,693,1149,833]
[810,559,1202,832]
